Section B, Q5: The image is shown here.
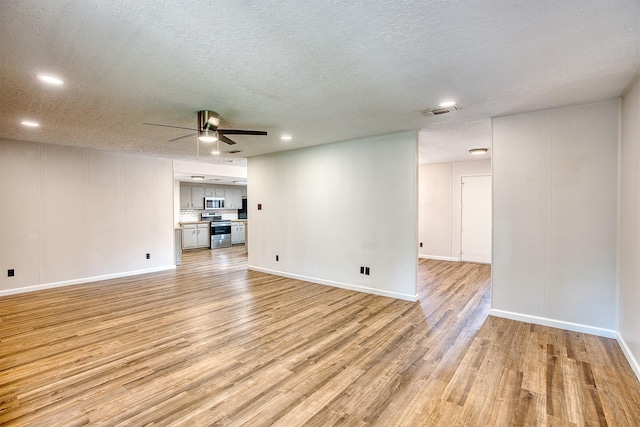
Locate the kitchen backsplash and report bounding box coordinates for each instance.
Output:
[179,209,239,222]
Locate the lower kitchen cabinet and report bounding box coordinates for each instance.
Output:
[231,222,246,244]
[182,223,210,249]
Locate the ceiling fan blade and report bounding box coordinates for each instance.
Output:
[143,122,197,131]
[219,134,237,145]
[168,132,197,142]
[218,129,268,136]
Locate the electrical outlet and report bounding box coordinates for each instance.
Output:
[258,203,262,210]
[276,255,279,261]
[420,242,423,247]
[365,267,370,275]
[8,269,14,277]
[360,266,365,274]
[146,253,150,260]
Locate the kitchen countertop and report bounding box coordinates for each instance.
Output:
[178,220,247,227]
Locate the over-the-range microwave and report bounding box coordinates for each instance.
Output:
[204,196,225,210]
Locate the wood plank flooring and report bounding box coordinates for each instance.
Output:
[1,247,639,425]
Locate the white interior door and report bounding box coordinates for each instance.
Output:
[461,175,491,263]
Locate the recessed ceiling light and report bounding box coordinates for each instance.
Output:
[20,120,40,127]
[281,134,292,141]
[211,149,221,155]
[191,176,205,180]
[469,148,489,155]
[37,74,64,86]
[233,181,247,185]
[439,100,457,108]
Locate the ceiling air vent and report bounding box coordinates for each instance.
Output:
[226,150,242,154]
[421,105,461,116]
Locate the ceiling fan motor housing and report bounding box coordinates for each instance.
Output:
[198,110,221,131]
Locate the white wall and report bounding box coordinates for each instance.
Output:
[619,75,640,378]
[492,100,619,335]
[0,139,175,295]
[418,160,491,261]
[247,131,418,301]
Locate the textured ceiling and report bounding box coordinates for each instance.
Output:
[419,119,492,164]
[1,0,639,166]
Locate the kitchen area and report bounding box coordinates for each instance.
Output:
[175,180,248,263]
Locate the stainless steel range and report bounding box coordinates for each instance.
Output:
[201,212,232,249]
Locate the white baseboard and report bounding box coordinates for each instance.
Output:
[418,255,460,262]
[617,332,640,382]
[247,265,418,302]
[488,309,617,339]
[0,265,176,297]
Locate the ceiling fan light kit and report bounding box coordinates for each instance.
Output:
[211,140,221,155]
[198,129,218,143]
[198,110,221,131]
[143,110,268,152]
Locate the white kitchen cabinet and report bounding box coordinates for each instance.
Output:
[226,188,243,209]
[182,223,210,249]
[231,222,246,244]
[196,223,210,247]
[213,186,225,197]
[180,183,192,209]
[238,223,245,243]
[242,188,247,197]
[182,224,197,249]
[191,185,204,209]
[180,184,205,209]
[204,185,215,197]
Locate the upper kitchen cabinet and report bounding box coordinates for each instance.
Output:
[179,183,190,209]
[204,185,226,197]
[205,186,226,197]
[191,186,204,209]
[181,183,245,210]
[180,183,204,209]
[226,188,243,209]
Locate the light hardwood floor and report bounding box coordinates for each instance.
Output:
[1,247,639,426]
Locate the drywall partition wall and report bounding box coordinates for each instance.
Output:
[419,163,452,259]
[0,139,175,295]
[492,100,618,335]
[619,75,640,378]
[247,131,418,301]
[418,160,491,260]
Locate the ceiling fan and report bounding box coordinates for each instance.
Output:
[143,110,267,146]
